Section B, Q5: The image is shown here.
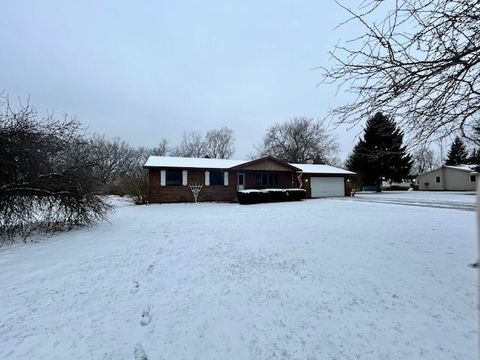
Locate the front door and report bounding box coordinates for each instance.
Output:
[238,173,245,190]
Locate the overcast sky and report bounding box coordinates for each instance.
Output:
[0,0,364,161]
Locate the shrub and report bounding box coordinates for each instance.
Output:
[237,188,306,204]
[0,101,111,243]
[385,185,410,191]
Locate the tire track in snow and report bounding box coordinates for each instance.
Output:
[340,197,476,211]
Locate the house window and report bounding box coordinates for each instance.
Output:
[166,170,182,186]
[471,174,476,183]
[209,170,224,186]
[255,172,279,187]
[435,176,441,183]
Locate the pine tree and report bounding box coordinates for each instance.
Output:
[468,148,480,172]
[346,112,412,190]
[445,136,469,165]
[469,148,480,164]
[468,125,480,170]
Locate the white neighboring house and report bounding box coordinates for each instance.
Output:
[416,165,477,191]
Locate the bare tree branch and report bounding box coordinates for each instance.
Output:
[205,127,235,159]
[257,117,340,164]
[171,131,208,158]
[321,0,480,145]
[0,98,110,244]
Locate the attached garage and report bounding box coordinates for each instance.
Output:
[310,177,345,197]
[291,163,355,198]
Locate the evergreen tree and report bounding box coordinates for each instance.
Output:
[445,136,469,165]
[469,148,480,164]
[346,112,412,190]
[468,148,480,172]
[468,125,480,171]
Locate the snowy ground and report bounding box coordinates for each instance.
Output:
[354,190,476,211]
[0,193,477,359]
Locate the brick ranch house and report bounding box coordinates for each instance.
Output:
[144,155,355,203]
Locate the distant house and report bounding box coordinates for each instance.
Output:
[143,155,355,203]
[416,165,477,191]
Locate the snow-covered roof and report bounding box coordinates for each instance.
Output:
[291,163,355,175]
[445,165,477,173]
[144,156,355,175]
[144,156,245,169]
[418,164,477,176]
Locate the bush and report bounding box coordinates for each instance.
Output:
[0,100,111,243]
[383,185,410,191]
[237,188,306,204]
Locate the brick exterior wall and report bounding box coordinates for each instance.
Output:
[148,169,238,203]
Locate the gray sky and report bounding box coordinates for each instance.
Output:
[0,0,362,161]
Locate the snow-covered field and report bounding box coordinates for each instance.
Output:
[0,193,477,359]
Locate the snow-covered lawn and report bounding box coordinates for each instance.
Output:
[0,195,476,359]
[354,190,476,211]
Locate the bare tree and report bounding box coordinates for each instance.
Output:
[88,135,139,190]
[171,131,207,158]
[116,142,169,204]
[257,117,339,164]
[205,127,235,159]
[115,147,150,204]
[410,145,439,176]
[86,136,169,201]
[321,0,480,145]
[0,98,110,244]
[150,138,169,156]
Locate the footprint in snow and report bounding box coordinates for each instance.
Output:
[147,264,154,272]
[140,305,152,327]
[130,280,140,294]
[134,343,148,360]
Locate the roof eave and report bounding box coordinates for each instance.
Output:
[229,155,302,171]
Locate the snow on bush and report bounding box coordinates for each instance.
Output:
[237,188,306,204]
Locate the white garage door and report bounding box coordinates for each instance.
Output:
[310,177,345,197]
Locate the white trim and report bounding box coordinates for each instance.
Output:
[160,170,166,186]
[182,170,188,186]
[237,173,245,191]
[224,171,229,186]
[205,171,210,186]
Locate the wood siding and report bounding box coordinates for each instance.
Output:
[417,167,477,191]
[243,171,296,189]
[237,159,295,172]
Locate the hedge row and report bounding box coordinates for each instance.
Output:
[237,188,306,204]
